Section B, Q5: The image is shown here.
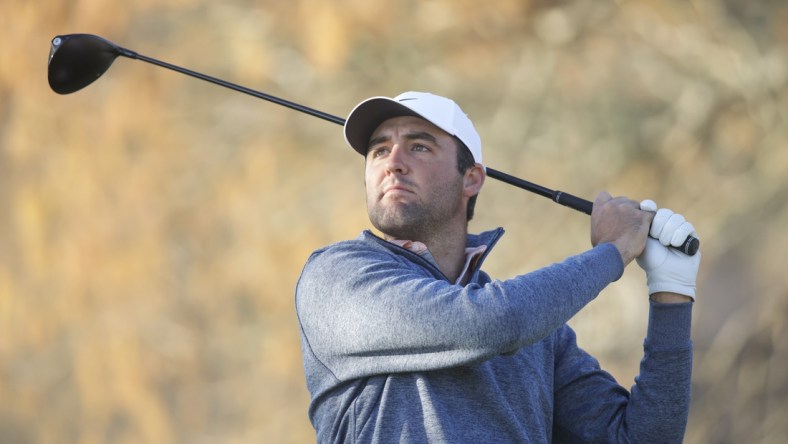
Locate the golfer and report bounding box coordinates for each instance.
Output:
[296,92,700,443]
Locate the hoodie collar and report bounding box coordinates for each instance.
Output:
[360,227,506,282]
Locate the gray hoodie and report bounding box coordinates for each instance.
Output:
[296,229,692,443]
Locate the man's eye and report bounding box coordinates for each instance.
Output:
[412,144,430,152]
[368,147,387,158]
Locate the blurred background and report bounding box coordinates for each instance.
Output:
[1,0,786,442]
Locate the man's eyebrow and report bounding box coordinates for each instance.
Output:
[367,131,439,150]
[367,134,391,150]
[403,131,438,144]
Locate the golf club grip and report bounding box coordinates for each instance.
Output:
[485,168,699,256]
[556,192,700,256]
[553,191,593,215]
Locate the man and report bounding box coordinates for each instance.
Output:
[296,92,700,443]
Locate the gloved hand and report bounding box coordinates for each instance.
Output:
[636,200,701,299]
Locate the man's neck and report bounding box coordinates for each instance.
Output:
[429,234,469,283]
[385,223,468,282]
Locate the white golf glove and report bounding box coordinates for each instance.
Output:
[636,200,701,299]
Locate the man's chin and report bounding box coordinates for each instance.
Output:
[369,211,423,240]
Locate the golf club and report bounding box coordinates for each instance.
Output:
[47,33,699,256]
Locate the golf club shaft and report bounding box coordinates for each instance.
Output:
[126,50,345,126]
[117,46,699,256]
[483,168,593,214]
[122,50,594,211]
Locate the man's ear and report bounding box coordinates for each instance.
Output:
[463,164,485,197]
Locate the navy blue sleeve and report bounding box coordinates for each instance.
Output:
[552,301,693,443]
[297,241,624,381]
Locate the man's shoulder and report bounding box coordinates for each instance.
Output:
[309,230,385,257]
[296,231,404,299]
[303,230,393,271]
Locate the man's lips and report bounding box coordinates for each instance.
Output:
[385,186,412,194]
[382,183,415,196]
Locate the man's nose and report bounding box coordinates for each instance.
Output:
[385,144,409,175]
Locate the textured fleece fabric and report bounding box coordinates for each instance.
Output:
[296,228,693,443]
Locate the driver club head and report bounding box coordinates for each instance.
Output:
[48,34,127,94]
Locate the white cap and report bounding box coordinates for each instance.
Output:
[343,91,482,164]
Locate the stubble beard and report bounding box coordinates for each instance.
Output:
[368,200,432,241]
[367,177,465,242]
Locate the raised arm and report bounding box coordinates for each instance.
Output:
[296,239,623,381]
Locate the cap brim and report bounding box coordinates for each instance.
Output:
[343,97,423,156]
